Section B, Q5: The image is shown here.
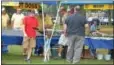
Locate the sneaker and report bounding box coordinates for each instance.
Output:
[58,53,61,57]
[25,59,31,63]
[72,60,79,64]
[66,60,72,63]
[43,59,47,62]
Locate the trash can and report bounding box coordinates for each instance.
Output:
[97,54,103,60]
[104,54,111,61]
[51,45,59,58]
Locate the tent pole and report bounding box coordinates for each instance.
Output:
[48,1,62,46]
[42,1,46,44]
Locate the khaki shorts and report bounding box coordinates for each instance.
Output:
[22,37,36,49]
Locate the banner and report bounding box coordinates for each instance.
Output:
[84,4,114,10]
[14,2,40,9]
[2,2,19,6]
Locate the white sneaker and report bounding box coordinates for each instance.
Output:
[72,60,80,64]
[66,60,72,63]
[43,59,47,62]
[58,53,61,57]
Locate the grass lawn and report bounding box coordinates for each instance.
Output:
[2,45,113,64]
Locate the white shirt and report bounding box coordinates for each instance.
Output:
[2,13,9,28]
[11,13,24,29]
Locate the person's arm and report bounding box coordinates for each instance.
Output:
[20,14,25,27]
[22,17,27,37]
[11,14,15,28]
[85,24,89,28]
[22,25,27,37]
[85,24,90,36]
[32,17,40,31]
[84,16,89,28]
[63,17,69,36]
[6,14,10,27]
[35,16,39,28]
[84,17,90,35]
[63,24,67,36]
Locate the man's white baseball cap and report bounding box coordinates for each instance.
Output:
[2,7,5,11]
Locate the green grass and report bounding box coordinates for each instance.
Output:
[2,45,113,64]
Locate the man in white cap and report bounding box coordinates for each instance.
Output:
[11,8,24,30]
[2,7,10,29]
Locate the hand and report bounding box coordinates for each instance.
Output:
[63,31,67,37]
[33,27,39,30]
[24,33,27,37]
[64,33,67,37]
